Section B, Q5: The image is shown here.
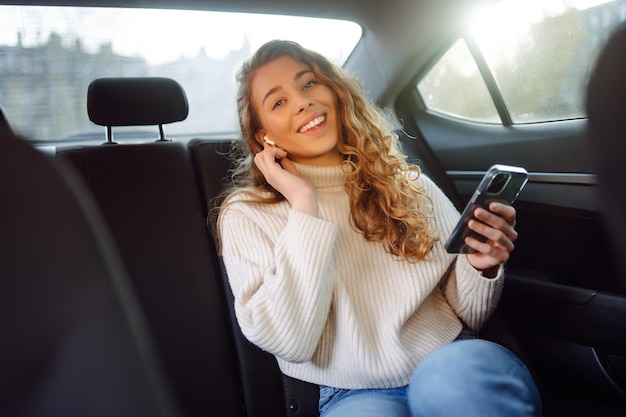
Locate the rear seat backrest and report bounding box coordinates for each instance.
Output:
[189,139,321,417]
[57,78,246,417]
[189,139,287,417]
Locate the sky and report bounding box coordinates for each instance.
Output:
[0,5,362,65]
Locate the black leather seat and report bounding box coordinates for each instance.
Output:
[586,25,626,290]
[87,77,189,143]
[57,78,247,417]
[0,127,181,417]
[189,138,321,417]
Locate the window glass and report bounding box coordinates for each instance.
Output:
[417,39,500,124]
[417,0,626,124]
[0,6,362,141]
[473,0,626,123]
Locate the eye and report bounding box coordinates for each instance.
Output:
[272,99,285,110]
[303,79,316,89]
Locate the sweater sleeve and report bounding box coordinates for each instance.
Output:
[420,175,504,331]
[442,256,503,330]
[220,202,338,363]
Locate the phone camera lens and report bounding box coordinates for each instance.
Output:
[487,173,510,193]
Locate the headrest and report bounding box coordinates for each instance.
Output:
[587,27,626,133]
[0,107,11,132]
[87,77,188,126]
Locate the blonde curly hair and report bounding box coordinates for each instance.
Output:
[218,40,438,261]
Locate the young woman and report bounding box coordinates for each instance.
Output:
[217,40,541,417]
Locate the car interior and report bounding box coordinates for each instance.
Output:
[1,1,626,416]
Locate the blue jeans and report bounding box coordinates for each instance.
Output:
[318,334,542,417]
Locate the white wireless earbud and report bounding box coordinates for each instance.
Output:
[263,135,276,146]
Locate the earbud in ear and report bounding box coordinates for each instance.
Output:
[263,135,276,146]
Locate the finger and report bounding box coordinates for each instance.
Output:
[473,208,511,234]
[279,157,298,174]
[468,218,516,250]
[464,235,511,265]
[468,219,516,251]
[487,202,516,225]
[255,147,287,171]
[260,144,287,158]
[473,208,518,242]
[253,150,278,176]
[465,236,507,260]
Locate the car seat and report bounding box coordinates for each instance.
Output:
[0,127,181,417]
[57,77,247,417]
[586,24,626,290]
[0,107,12,132]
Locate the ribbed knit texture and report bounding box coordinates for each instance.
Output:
[220,162,503,389]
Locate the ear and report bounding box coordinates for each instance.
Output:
[254,131,266,146]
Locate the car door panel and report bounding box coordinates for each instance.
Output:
[416,112,593,173]
[503,275,626,409]
[396,98,626,414]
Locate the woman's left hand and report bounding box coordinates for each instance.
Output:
[465,202,518,277]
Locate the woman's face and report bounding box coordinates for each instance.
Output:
[250,55,342,165]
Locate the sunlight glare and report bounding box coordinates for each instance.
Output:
[468,0,532,61]
[466,0,614,63]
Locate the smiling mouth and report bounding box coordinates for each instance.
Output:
[298,115,326,133]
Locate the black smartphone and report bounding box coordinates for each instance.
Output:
[444,164,528,254]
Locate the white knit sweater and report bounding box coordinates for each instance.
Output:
[219,162,503,389]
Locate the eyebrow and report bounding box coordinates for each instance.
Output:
[261,69,313,106]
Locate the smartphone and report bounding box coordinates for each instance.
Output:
[444,164,528,254]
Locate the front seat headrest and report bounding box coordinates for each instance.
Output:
[0,107,11,132]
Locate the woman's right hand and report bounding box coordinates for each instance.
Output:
[254,145,318,216]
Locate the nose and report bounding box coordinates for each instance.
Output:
[294,92,312,114]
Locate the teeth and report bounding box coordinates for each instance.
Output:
[299,115,325,133]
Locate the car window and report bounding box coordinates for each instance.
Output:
[417,39,500,124]
[417,0,626,124]
[0,5,361,142]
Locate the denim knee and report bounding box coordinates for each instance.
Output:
[408,339,541,417]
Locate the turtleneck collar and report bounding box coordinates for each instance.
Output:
[293,162,347,189]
